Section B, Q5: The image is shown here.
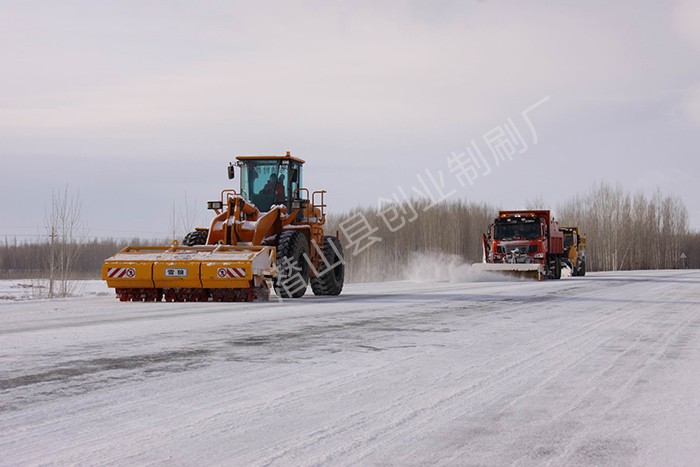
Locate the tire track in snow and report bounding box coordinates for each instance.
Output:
[488,282,696,466]
[540,291,700,466]
[254,282,654,465]
[304,274,700,465]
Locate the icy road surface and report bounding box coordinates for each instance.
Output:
[2,270,700,466]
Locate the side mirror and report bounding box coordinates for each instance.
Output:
[291,167,299,183]
[227,164,235,180]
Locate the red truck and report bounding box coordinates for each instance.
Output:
[474,210,564,280]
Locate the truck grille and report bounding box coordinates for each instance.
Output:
[498,245,538,255]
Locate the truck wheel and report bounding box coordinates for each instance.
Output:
[548,255,561,280]
[183,230,208,246]
[311,236,345,296]
[580,261,586,277]
[273,230,310,299]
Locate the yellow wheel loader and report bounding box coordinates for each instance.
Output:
[102,152,344,302]
[561,227,586,276]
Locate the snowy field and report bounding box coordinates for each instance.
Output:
[1,270,700,466]
[0,279,110,301]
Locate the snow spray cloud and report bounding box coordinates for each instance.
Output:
[404,252,521,283]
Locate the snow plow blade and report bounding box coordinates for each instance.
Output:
[470,263,544,281]
[102,243,276,302]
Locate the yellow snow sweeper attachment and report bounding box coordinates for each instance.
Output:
[103,243,276,302]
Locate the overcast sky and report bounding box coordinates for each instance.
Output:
[2,0,700,241]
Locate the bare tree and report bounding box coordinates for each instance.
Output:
[44,186,88,298]
[168,193,206,241]
[168,200,180,241]
[179,193,204,235]
[525,196,548,210]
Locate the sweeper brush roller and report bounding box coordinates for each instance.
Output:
[102,243,276,302]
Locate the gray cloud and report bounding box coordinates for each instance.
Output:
[1,0,700,239]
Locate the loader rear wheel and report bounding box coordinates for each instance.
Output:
[311,236,345,296]
[183,230,208,246]
[580,261,586,277]
[273,230,310,299]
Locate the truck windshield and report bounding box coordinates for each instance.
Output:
[494,220,541,240]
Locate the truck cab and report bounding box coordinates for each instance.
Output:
[485,210,564,279]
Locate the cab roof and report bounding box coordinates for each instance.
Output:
[235,154,306,164]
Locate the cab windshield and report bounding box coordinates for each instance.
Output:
[494,219,542,240]
[563,234,574,247]
[239,159,301,212]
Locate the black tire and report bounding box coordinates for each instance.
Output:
[183,230,208,246]
[548,255,561,280]
[311,236,345,296]
[572,260,581,276]
[580,261,586,277]
[273,230,310,299]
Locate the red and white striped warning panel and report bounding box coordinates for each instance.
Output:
[107,267,136,278]
[217,267,246,278]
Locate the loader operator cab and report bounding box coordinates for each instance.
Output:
[235,154,304,213]
[562,229,576,247]
[561,228,577,256]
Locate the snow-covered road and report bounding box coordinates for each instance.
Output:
[2,270,700,466]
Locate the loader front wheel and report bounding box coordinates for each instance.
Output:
[274,230,310,299]
[183,230,208,246]
[311,236,345,296]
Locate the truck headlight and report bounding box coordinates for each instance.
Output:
[534,253,544,259]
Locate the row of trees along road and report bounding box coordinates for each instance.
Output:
[556,183,690,272]
[1,182,699,291]
[327,182,697,283]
